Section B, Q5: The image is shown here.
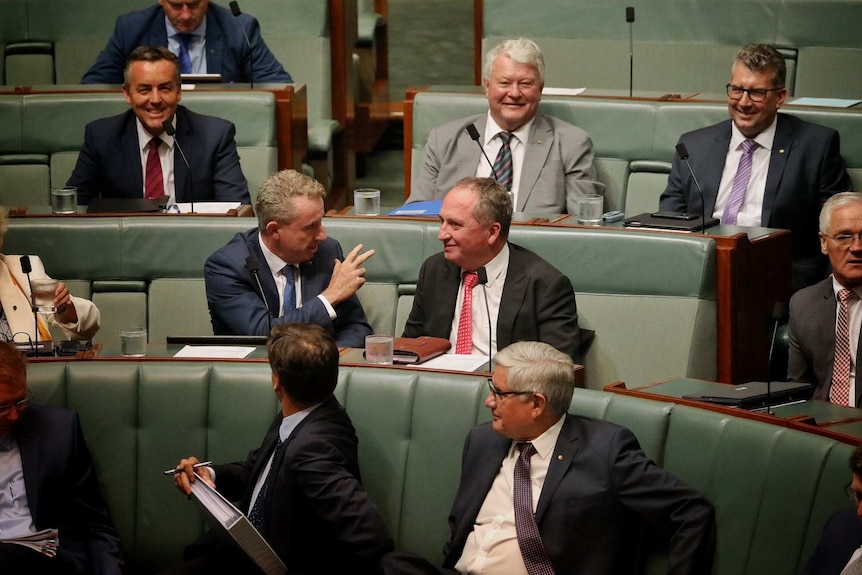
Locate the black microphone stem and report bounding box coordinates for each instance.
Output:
[246,256,273,333]
[230,1,255,89]
[626,7,635,97]
[19,256,38,354]
[162,120,193,214]
[465,124,499,181]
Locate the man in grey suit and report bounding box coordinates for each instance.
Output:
[789,192,862,407]
[402,177,583,361]
[660,44,851,292]
[407,37,603,214]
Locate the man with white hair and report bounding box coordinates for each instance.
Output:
[407,37,603,214]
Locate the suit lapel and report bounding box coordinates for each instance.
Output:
[461,116,488,177]
[433,259,463,337]
[204,11,224,74]
[458,433,511,538]
[761,114,792,227]
[518,115,553,212]
[245,233,280,315]
[497,246,526,348]
[122,112,144,197]
[700,123,732,216]
[174,107,191,202]
[535,416,579,524]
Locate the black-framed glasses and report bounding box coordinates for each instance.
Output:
[822,233,862,249]
[486,379,533,400]
[726,84,782,102]
[0,391,31,417]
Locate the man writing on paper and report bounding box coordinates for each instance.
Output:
[67,46,250,206]
[205,169,374,348]
[0,342,124,574]
[659,44,851,292]
[168,323,393,575]
[402,177,583,361]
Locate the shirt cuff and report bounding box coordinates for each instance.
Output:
[317,294,337,320]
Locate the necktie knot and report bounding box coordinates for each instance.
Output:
[149,137,161,152]
[741,139,758,154]
[839,288,856,304]
[463,271,479,289]
[498,131,513,144]
[517,442,536,460]
[282,264,296,284]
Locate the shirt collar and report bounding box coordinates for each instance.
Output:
[135,116,176,152]
[730,115,777,152]
[510,414,566,461]
[831,276,862,300]
[471,242,510,288]
[165,16,207,39]
[484,112,535,147]
[257,232,291,276]
[278,402,323,442]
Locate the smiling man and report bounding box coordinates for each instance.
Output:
[67,46,250,206]
[205,169,374,347]
[406,37,603,214]
[660,44,851,292]
[789,192,862,407]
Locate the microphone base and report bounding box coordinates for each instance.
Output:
[14,340,55,357]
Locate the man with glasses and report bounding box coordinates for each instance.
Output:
[660,43,852,292]
[0,342,124,574]
[801,443,862,574]
[789,192,862,407]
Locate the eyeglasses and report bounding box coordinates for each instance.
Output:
[726,84,782,102]
[822,233,862,249]
[0,391,31,417]
[486,379,533,401]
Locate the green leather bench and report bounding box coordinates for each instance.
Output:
[25,360,855,575]
[4,215,717,389]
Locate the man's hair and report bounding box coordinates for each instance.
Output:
[494,341,576,419]
[733,44,786,89]
[255,169,327,231]
[0,341,27,384]
[267,323,339,405]
[819,192,862,234]
[851,444,862,475]
[123,45,181,87]
[456,176,513,239]
[483,37,545,86]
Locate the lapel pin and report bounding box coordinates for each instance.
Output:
[12,305,17,311]
[557,454,563,460]
[778,149,785,154]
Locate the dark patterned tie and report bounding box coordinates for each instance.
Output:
[493,132,514,190]
[176,33,193,74]
[248,438,284,533]
[282,265,296,315]
[0,304,14,342]
[721,139,758,225]
[514,443,555,575]
[831,288,856,406]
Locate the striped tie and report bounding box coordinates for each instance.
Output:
[721,139,758,225]
[493,132,514,190]
[144,138,165,199]
[176,33,193,74]
[831,288,856,406]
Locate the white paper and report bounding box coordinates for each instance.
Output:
[173,345,255,359]
[542,87,586,96]
[790,97,862,108]
[168,202,242,214]
[410,354,489,372]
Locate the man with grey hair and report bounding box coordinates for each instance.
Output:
[204,169,374,346]
[660,43,851,292]
[406,37,603,214]
[789,192,862,406]
[443,340,715,574]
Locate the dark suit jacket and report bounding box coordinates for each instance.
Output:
[81,2,292,84]
[443,416,715,575]
[800,508,862,575]
[15,405,124,575]
[66,105,250,205]
[659,114,851,292]
[402,243,582,361]
[211,397,393,575]
[204,228,372,347]
[408,113,603,214]
[788,277,862,405]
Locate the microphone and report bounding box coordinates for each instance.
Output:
[245,256,273,333]
[626,7,635,97]
[162,120,194,214]
[675,143,707,230]
[466,124,499,181]
[476,266,493,371]
[229,1,255,89]
[19,256,39,354]
[765,302,788,415]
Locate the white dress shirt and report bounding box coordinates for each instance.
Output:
[166,18,208,74]
[134,118,177,203]
[257,234,336,319]
[475,113,535,211]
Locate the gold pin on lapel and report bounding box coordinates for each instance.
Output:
[778,149,785,154]
[557,454,563,461]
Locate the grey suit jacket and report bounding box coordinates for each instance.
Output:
[408,113,603,214]
[788,277,862,405]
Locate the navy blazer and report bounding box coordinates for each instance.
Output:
[210,397,393,574]
[204,228,372,347]
[800,508,862,575]
[66,105,249,205]
[402,242,583,361]
[444,416,716,575]
[660,114,851,292]
[81,2,291,84]
[16,405,124,575]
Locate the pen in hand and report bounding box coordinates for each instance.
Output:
[163,461,213,475]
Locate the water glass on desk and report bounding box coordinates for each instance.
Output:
[120,329,147,357]
[365,334,393,364]
[577,195,603,226]
[354,188,381,216]
[29,278,58,313]
[51,186,77,214]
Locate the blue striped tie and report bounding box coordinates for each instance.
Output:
[176,34,193,74]
[493,132,514,190]
[282,265,296,315]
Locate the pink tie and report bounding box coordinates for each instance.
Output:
[455,272,479,354]
[721,139,758,225]
[145,138,165,199]
[831,288,856,406]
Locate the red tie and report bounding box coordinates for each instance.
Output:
[145,138,165,199]
[831,288,856,406]
[455,272,479,354]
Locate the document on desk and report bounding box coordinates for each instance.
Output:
[173,346,255,359]
[188,473,286,575]
[410,354,489,372]
[171,201,242,214]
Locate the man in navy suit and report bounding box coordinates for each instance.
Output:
[68,46,250,206]
[801,444,862,575]
[0,342,124,575]
[204,169,373,347]
[81,0,291,84]
[660,44,851,292]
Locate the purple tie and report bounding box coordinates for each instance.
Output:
[721,139,758,225]
[514,443,556,575]
[493,132,514,191]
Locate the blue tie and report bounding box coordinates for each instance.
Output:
[282,265,296,315]
[248,438,284,533]
[176,34,193,74]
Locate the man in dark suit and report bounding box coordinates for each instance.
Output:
[660,44,851,292]
[801,444,862,575]
[170,323,393,575]
[407,37,603,214]
[0,342,124,575]
[68,45,250,206]
[205,169,373,347]
[402,177,582,361]
[81,0,291,84]
[789,192,862,406]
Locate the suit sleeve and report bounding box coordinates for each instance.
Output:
[66,123,104,205]
[562,131,604,215]
[817,129,853,202]
[407,128,444,203]
[27,257,100,340]
[80,18,128,84]
[787,295,817,385]
[402,259,433,338]
[534,270,581,362]
[244,16,293,83]
[210,120,251,203]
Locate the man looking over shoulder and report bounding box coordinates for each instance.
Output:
[403,177,583,361]
[82,0,292,84]
[205,169,373,347]
[408,37,603,214]
[68,46,250,206]
[660,43,851,292]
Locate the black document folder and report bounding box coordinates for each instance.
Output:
[87,198,165,213]
[683,381,814,410]
[623,212,719,233]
